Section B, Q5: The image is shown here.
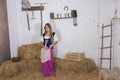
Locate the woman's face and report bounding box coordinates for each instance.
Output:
[45,25,50,32]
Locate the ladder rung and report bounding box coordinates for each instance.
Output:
[100,58,111,60]
[100,35,111,38]
[102,24,111,28]
[101,46,112,49]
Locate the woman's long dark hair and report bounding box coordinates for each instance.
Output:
[44,23,54,42]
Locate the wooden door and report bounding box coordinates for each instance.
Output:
[0,0,11,63]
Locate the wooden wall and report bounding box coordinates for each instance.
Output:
[0,0,11,63]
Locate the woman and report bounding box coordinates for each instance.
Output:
[40,23,58,77]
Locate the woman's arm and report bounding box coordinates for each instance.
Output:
[49,41,58,49]
[40,36,44,48]
[40,41,44,48]
[50,33,58,48]
[52,41,58,46]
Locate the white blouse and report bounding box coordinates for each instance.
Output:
[40,33,58,42]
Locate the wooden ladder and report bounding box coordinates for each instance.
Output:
[100,22,113,69]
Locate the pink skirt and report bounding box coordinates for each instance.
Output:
[41,48,56,77]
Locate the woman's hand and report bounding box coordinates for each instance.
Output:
[49,44,53,49]
[43,46,49,50]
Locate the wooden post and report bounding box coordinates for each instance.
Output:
[40,4,43,36]
[35,3,47,35]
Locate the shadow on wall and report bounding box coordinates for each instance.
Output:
[31,23,41,43]
[50,20,61,57]
[113,66,120,80]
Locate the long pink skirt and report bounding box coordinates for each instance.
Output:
[41,48,56,77]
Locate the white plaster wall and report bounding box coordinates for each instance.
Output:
[6,0,20,58]
[100,0,115,24]
[7,0,100,65]
[113,0,120,68]
[113,19,120,80]
[112,0,120,79]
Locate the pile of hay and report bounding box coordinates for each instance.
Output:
[0,61,19,78]
[0,43,99,80]
[55,58,98,73]
[0,57,99,80]
[18,43,42,59]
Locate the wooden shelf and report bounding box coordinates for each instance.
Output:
[111,17,120,20]
[51,17,74,20]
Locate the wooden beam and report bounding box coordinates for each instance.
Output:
[22,6,44,11]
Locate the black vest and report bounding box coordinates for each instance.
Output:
[43,32,55,48]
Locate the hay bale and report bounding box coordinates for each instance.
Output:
[0,61,19,77]
[0,59,41,78]
[55,58,98,73]
[42,70,76,80]
[80,58,98,73]
[0,75,7,80]
[16,59,41,72]
[75,72,89,80]
[0,57,98,80]
[26,59,41,71]
[74,70,99,80]
[18,43,42,59]
[87,70,99,80]
[9,71,44,80]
